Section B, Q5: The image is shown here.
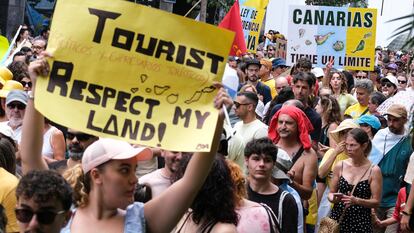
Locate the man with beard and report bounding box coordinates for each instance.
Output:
[240,59,272,104]
[292,72,322,144]
[138,150,183,197]
[268,105,318,201]
[371,104,412,233]
[0,90,28,144]
[48,129,98,173]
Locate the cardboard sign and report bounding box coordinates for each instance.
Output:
[240,0,268,53]
[35,0,233,152]
[287,5,377,71]
[275,38,287,59]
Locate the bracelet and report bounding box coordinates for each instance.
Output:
[402,210,412,216]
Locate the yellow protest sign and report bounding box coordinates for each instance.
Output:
[240,0,269,53]
[35,0,234,152]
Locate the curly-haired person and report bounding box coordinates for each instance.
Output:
[172,155,238,233]
[15,170,73,233]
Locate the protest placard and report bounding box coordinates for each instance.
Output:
[287,5,377,71]
[35,0,234,152]
[240,0,269,53]
[275,38,287,59]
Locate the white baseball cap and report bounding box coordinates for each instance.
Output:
[82,138,153,173]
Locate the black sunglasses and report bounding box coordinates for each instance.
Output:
[67,132,93,141]
[356,76,366,79]
[7,103,26,110]
[21,81,32,88]
[233,101,251,108]
[15,208,65,225]
[398,80,407,84]
[381,82,393,88]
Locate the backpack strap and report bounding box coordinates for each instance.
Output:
[278,191,289,231]
[291,146,304,167]
[260,203,281,233]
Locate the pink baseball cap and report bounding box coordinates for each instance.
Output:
[82,138,153,173]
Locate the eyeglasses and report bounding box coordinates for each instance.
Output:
[7,103,26,110]
[21,81,32,88]
[234,101,251,108]
[15,208,65,225]
[67,132,93,141]
[381,83,393,88]
[32,45,45,50]
[398,80,407,84]
[356,76,367,79]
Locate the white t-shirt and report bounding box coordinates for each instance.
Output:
[234,119,268,145]
[0,121,21,144]
[138,169,171,198]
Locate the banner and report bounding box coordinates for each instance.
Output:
[35,0,234,152]
[240,0,269,53]
[287,5,377,71]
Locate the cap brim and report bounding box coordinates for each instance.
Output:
[384,113,404,118]
[112,147,153,162]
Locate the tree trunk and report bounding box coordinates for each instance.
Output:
[199,0,207,22]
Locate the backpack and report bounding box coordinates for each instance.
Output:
[260,190,289,233]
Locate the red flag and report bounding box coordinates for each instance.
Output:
[219,1,246,56]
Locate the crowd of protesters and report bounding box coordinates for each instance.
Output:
[1,22,414,233]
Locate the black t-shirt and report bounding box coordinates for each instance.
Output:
[247,185,298,233]
[304,107,322,142]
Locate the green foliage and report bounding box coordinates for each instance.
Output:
[388,13,414,49]
[305,0,367,7]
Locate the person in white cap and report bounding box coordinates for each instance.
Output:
[371,104,413,233]
[380,75,398,98]
[20,56,231,233]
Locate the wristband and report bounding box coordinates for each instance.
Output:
[402,210,412,216]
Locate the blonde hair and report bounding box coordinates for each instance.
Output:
[63,164,89,208]
[239,84,258,94]
[226,160,246,206]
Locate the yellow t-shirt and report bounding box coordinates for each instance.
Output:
[0,168,19,232]
[343,103,369,119]
[319,149,348,186]
[262,78,277,99]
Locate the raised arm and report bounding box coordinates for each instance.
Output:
[318,142,345,178]
[20,57,49,174]
[144,85,231,233]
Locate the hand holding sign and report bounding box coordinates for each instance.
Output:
[35,0,234,152]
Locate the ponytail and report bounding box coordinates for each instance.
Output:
[63,164,89,207]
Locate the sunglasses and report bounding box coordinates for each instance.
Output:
[66,132,93,141]
[15,208,65,225]
[21,81,32,88]
[356,76,366,79]
[381,83,393,88]
[7,103,26,110]
[234,101,251,108]
[398,80,407,84]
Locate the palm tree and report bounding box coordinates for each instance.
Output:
[388,13,414,49]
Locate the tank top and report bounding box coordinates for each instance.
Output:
[42,126,58,159]
[60,202,145,233]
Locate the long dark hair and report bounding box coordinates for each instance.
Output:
[319,95,342,126]
[171,155,239,227]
